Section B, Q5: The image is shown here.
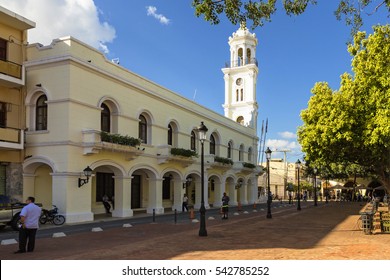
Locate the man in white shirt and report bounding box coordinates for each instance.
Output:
[15,196,41,254]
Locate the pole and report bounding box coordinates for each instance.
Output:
[314,173,318,206]
[266,155,272,218]
[326,178,329,204]
[297,166,301,211]
[199,139,207,236]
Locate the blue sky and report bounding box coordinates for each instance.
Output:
[1,0,388,163]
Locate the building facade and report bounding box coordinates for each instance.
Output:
[258,158,297,199]
[19,24,261,223]
[0,7,35,201]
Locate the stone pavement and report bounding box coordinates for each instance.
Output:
[1,202,389,260]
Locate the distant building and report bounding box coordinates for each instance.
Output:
[258,158,297,199]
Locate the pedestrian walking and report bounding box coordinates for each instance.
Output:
[221,192,230,219]
[182,194,189,212]
[15,196,41,254]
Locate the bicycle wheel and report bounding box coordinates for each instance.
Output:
[39,214,48,224]
[53,215,65,225]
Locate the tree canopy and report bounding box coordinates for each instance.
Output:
[298,25,390,192]
[192,0,390,36]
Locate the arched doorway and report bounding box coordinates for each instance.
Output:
[23,157,55,210]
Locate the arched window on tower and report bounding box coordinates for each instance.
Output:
[139,115,147,144]
[236,89,239,102]
[238,48,243,66]
[100,103,110,132]
[36,95,48,131]
[247,48,252,64]
[210,134,216,155]
[237,116,244,125]
[240,89,244,101]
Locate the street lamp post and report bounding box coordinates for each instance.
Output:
[296,159,301,211]
[265,147,272,219]
[325,178,329,204]
[313,168,318,207]
[197,121,208,237]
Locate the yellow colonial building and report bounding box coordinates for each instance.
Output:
[0,6,35,200]
[1,7,261,224]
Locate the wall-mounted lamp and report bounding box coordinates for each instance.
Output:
[183,175,192,189]
[35,83,42,87]
[78,166,93,188]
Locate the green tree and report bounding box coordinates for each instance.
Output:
[192,0,390,36]
[298,24,390,193]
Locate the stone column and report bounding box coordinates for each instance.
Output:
[228,181,238,206]
[248,176,258,204]
[147,178,164,214]
[51,172,93,224]
[112,176,133,218]
[240,182,249,205]
[172,179,184,212]
[193,179,201,210]
[213,180,223,208]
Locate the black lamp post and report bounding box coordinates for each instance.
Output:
[296,159,301,211]
[265,147,272,219]
[197,121,208,237]
[313,167,318,206]
[325,177,329,204]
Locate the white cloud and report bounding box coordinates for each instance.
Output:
[266,139,300,151]
[278,131,296,139]
[146,6,170,25]
[0,0,116,53]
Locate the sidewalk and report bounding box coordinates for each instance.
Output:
[1,202,389,260]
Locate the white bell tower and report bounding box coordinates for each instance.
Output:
[222,23,258,131]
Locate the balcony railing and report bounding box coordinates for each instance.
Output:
[82,129,143,160]
[157,145,196,167]
[224,58,258,68]
[0,59,22,79]
[0,127,23,150]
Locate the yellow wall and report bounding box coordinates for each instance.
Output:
[34,165,52,209]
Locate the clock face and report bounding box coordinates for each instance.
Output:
[236,78,242,86]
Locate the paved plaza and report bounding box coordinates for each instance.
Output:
[1,201,389,260]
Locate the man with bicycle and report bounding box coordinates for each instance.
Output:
[15,196,41,254]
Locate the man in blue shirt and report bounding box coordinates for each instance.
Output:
[15,196,41,254]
